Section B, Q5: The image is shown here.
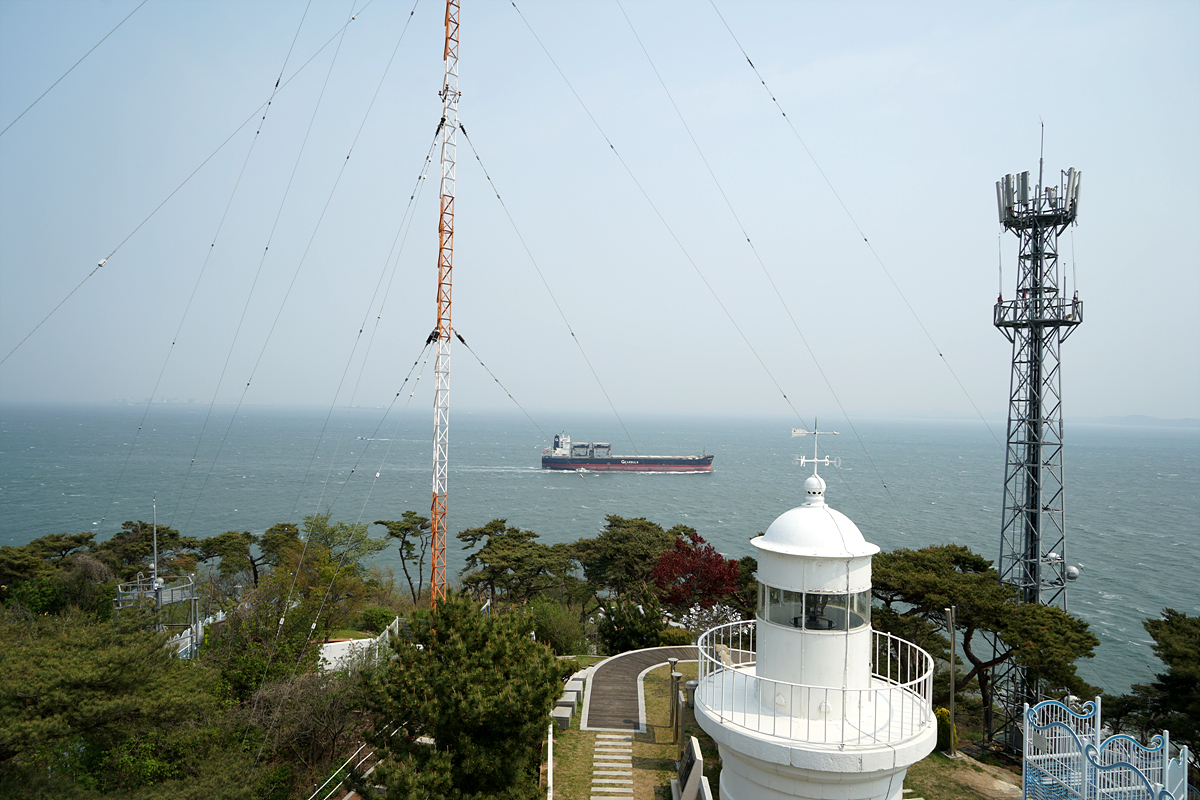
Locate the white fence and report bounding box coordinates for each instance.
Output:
[694,621,934,746]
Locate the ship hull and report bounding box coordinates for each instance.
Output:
[541,455,714,472]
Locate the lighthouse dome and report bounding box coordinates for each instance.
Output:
[753,476,880,559]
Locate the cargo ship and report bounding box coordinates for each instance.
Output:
[541,433,714,472]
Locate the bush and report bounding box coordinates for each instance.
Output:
[358,605,395,634]
[679,603,743,635]
[935,707,957,751]
[658,627,694,647]
[597,591,665,655]
[526,598,586,655]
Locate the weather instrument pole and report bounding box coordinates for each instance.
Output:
[791,422,841,473]
[430,0,459,607]
[989,151,1083,749]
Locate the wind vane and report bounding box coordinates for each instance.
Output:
[791,421,840,474]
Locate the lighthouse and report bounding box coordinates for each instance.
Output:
[693,429,936,800]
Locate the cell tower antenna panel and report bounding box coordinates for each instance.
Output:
[430,0,459,607]
[989,163,1083,750]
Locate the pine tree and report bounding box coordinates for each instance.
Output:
[362,593,567,800]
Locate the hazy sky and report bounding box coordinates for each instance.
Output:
[1,0,1197,424]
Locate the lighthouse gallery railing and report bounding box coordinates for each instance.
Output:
[695,621,935,746]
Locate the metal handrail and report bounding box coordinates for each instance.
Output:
[695,621,935,746]
[994,296,1082,328]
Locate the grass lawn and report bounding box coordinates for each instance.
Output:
[549,722,597,800]
[324,629,375,640]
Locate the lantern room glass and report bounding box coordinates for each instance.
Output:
[757,582,871,631]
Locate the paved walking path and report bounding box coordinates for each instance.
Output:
[580,646,697,732]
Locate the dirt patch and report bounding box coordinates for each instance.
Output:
[903,750,1023,800]
[905,750,1022,800]
[954,753,1021,800]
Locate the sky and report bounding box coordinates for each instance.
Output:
[1,0,1197,426]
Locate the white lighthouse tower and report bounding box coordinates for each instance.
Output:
[693,428,936,800]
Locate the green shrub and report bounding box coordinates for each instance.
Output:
[5,576,65,615]
[658,627,694,647]
[526,598,586,655]
[597,591,665,655]
[935,706,957,751]
[358,605,395,634]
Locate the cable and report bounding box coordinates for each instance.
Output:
[241,121,437,751]
[172,0,361,535]
[448,327,598,491]
[708,0,1000,447]
[0,0,151,138]
[312,132,438,519]
[0,2,375,368]
[97,0,316,532]
[262,0,424,523]
[277,136,435,535]
[249,341,431,763]
[344,348,433,518]
[508,2,809,435]
[0,261,103,367]
[457,124,640,453]
[453,330,548,441]
[614,0,897,531]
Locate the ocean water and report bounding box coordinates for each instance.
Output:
[1,403,1196,694]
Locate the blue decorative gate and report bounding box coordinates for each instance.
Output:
[1023,697,1189,800]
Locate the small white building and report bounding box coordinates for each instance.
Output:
[694,469,936,800]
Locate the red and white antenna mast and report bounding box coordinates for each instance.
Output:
[430,0,459,606]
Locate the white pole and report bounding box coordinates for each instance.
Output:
[546,722,553,799]
[152,497,158,583]
[947,605,956,756]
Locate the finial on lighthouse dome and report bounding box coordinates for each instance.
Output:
[755,476,878,559]
[754,425,878,558]
[802,473,826,504]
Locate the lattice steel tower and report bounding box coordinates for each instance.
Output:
[988,160,1083,747]
[430,0,459,606]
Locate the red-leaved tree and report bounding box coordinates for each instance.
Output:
[651,527,740,611]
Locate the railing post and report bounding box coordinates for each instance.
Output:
[676,690,686,755]
[670,670,682,736]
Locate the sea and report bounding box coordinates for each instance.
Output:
[1,402,1196,695]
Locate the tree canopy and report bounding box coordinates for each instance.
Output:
[872,543,1099,737]
[375,511,431,603]
[457,518,573,606]
[0,517,410,798]
[301,513,388,574]
[95,520,202,580]
[597,589,667,655]
[0,606,259,799]
[574,515,675,598]
[651,526,741,612]
[1104,608,1199,773]
[361,592,566,800]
